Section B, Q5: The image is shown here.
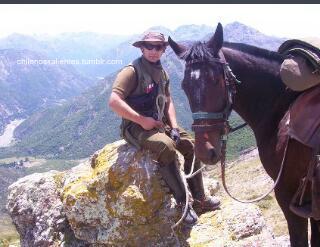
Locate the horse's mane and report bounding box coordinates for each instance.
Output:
[182,41,283,63]
[182,42,215,61]
[223,42,283,62]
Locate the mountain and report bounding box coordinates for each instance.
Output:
[222,22,286,51]
[0,32,130,79]
[2,76,117,158]
[0,32,130,60]
[172,24,214,41]
[0,22,285,159]
[0,48,92,134]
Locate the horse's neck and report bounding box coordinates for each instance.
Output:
[222,47,295,137]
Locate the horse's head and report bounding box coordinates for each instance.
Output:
[169,23,235,165]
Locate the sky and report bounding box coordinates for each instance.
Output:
[0,4,319,39]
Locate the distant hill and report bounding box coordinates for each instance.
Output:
[0,48,91,135]
[223,22,286,50]
[3,76,118,158]
[0,32,130,79]
[173,24,213,41]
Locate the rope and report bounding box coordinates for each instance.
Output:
[220,136,289,203]
[171,153,206,229]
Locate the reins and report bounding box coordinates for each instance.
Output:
[220,135,289,203]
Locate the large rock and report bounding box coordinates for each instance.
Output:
[61,140,179,246]
[6,140,290,246]
[187,200,288,247]
[6,170,86,247]
[7,140,180,246]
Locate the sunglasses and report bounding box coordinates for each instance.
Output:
[143,43,164,51]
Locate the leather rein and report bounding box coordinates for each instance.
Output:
[187,51,288,203]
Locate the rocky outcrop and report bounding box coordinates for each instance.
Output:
[7,140,181,246]
[61,140,178,246]
[6,169,85,247]
[7,140,290,246]
[188,200,290,247]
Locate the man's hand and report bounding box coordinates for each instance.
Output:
[139,116,164,130]
[170,128,180,144]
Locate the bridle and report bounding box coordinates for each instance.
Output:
[184,50,287,204]
[186,51,242,139]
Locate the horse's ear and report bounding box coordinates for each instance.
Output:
[168,36,187,59]
[207,23,223,54]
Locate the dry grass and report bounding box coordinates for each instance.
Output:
[0,213,20,247]
[205,152,289,237]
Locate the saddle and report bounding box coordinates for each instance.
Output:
[286,85,320,220]
[289,85,320,148]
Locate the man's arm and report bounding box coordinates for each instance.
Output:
[108,92,164,131]
[166,96,178,129]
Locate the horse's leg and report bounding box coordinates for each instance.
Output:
[271,139,311,247]
[310,218,320,246]
[274,189,308,247]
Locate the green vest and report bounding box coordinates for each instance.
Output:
[120,57,169,148]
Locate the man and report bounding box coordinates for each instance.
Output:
[108,31,220,225]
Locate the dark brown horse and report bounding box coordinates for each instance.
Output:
[169,23,320,246]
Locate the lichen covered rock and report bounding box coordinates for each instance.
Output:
[62,140,179,246]
[6,170,86,246]
[187,199,288,247]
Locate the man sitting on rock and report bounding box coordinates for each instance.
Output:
[108,31,220,225]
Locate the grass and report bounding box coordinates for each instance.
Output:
[0,214,20,247]
[24,159,80,174]
[206,153,289,237]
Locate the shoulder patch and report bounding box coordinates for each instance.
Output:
[124,65,136,73]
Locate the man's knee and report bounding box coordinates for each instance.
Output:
[178,138,195,160]
[157,139,176,165]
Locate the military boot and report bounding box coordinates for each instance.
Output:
[185,158,221,214]
[158,161,198,225]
